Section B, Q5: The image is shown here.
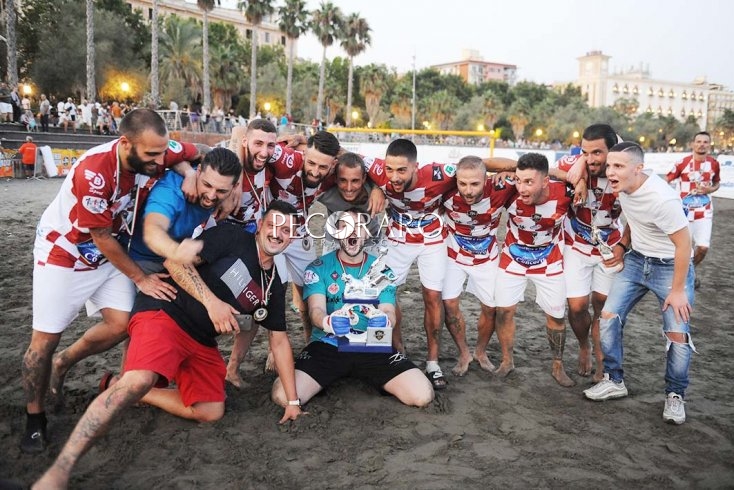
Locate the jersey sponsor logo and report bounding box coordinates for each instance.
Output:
[168,140,183,153]
[432,166,444,181]
[444,164,456,177]
[303,270,320,285]
[328,283,340,295]
[532,213,542,223]
[278,190,291,201]
[270,145,283,163]
[82,196,108,214]
[84,169,105,190]
[330,272,339,280]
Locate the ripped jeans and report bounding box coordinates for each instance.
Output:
[601,250,695,396]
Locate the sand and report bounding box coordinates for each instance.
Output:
[0,177,733,489]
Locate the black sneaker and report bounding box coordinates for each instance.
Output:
[20,412,48,454]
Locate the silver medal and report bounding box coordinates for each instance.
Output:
[254,307,268,322]
[302,236,312,251]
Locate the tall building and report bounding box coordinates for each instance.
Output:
[126,0,292,52]
[431,49,517,86]
[576,50,734,130]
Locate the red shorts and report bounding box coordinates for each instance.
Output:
[125,310,226,407]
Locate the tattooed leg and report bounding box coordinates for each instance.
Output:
[33,370,157,489]
[546,316,575,387]
[23,330,61,414]
[443,298,472,376]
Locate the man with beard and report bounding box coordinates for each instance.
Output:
[128,147,243,273]
[33,202,303,489]
[441,156,517,376]
[271,209,434,408]
[225,119,278,233]
[665,131,720,289]
[494,153,580,387]
[21,109,201,453]
[555,124,624,382]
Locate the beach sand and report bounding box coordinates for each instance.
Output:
[0,177,732,488]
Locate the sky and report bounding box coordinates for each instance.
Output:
[295,0,734,89]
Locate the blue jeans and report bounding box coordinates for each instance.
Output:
[600,250,695,396]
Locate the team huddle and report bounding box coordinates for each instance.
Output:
[22,110,718,488]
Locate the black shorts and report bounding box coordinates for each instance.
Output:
[295,341,417,390]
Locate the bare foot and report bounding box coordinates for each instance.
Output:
[552,361,576,387]
[451,353,472,376]
[49,354,69,411]
[473,352,496,372]
[225,369,244,390]
[577,344,592,377]
[495,360,514,378]
[263,351,276,373]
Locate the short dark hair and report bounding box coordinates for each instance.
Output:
[200,147,243,185]
[694,131,711,141]
[517,152,548,175]
[262,199,299,221]
[247,118,277,134]
[307,131,340,157]
[336,152,366,177]
[582,124,618,150]
[386,138,417,162]
[118,108,167,139]
[609,141,645,163]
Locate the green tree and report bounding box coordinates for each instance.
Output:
[311,1,342,122]
[423,89,460,130]
[340,12,370,126]
[197,0,215,110]
[277,0,309,116]
[159,15,202,106]
[508,98,532,141]
[359,64,388,127]
[239,0,275,118]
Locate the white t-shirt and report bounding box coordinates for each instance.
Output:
[620,170,689,258]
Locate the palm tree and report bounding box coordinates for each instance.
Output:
[277,0,308,117]
[239,0,275,119]
[150,0,160,105]
[424,89,459,130]
[310,1,342,122]
[340,13,370,127]
[85,0,95,101]
[359,64,388,127]
[210,43,244,110]
[159,16,203,102]
[479,90,503,130]
[197,0,215,111]
[4,0,18,87]
[508,99,532,142]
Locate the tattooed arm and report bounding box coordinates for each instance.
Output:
[164,258,240,334]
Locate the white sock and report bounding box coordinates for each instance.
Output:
[425,361,440,373]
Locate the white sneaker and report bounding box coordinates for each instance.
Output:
[663,392,686,425]
[583,373,628,401]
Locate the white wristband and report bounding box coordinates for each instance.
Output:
[321,315,334,334]
[287,399,301,407]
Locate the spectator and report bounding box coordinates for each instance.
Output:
[39,94,51,132]
[18,135,38,178]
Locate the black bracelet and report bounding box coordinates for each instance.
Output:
[616,242,629,253]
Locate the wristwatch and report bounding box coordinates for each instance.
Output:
[287,399,301,407]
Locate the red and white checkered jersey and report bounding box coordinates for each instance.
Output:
[265,143,335,233]
[557,154,623,257]
[365,157,456,245]
[666,155,720,220]
[34,139,198,270]
[443,177,516,265]
[500,180,573,276]
[227,166,271,228]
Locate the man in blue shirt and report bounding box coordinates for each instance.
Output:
[271,209,434,408]
[129,147,242,272]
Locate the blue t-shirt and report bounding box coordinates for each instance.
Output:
[302,251,396,347]
[129,170,212,263]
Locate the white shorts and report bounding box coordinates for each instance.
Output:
[384,241,447,291]
[442,258,498,306]
[563,247,617,298]
[689,218,712,248]
[275,237,318,287]
[32,262,136,334]
[494,269,566,319]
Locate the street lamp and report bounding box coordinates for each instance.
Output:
[352,110,360,126]
[263,102,272,112]
[572,130,580,139]
[23,84,32,96]
[121,82,130,94]
[477,123,485,132]
[639,136,646,146]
